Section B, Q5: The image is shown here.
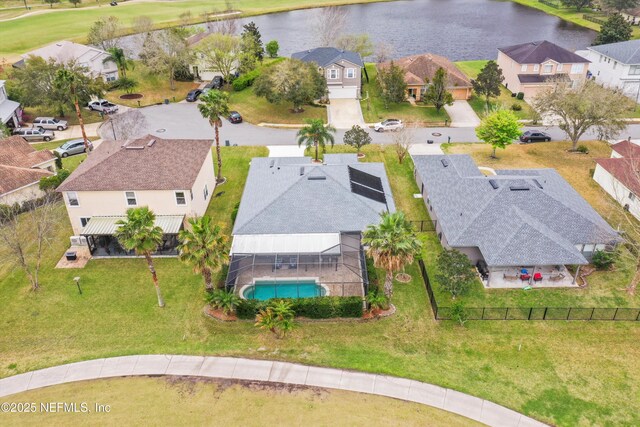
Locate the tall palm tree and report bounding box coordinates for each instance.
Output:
[362,211,422,300]
[198,90,230,183]
[177,216,228,292]
[54,68,91,151]
[296,118,336,162]
[115,207,165,308]
[104,47,134,79]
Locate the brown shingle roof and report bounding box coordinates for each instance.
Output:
[0,136,55,195]
[595,157,640,196]
[611,139,640,158]
[57,135,213,192]
[377,54,472,88]
[498,40,589,65]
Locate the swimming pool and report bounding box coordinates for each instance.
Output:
[242,280,327,300]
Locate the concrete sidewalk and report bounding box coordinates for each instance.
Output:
[56,122,102,140]
[0,355,546,427]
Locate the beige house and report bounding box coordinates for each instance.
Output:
[594,140,640,221]
[16,41,119,82]
[292,47,363,99]
[0,136,56,206]
[57,135,215,257]
[377,53,472,101]
[497,40,590,100]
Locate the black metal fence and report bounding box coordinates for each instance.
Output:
[409,219,437,232]
[583,14,607,25]
[417,260,640,321]
[538,0,560,8]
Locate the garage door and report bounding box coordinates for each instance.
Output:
[328,86,358,99]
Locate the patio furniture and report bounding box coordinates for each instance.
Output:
[274,257,283,271]
[288,257,297,269]
[533,272,543,282]
[520,273,531,281]
[520,268,528,275]
[549,273,565,282]
[65,251,77,261]
[503,272,519,280]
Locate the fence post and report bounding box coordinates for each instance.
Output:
[543,307,548,320]
[482,307,485,320]
[528,307,533,320]
[636,309,640,321]
[590,308,595,321]
[566,308,571,320]
[613,307,619,320]
[504,308,508,320]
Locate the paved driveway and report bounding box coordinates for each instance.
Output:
[444,100,481,127]
[327,98,365,129]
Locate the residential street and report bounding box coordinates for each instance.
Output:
[133,103,640,146]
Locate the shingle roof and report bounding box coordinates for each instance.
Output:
[292,47,364,68]
[595,141,640,196]
[413,154,619,267]
[377,53,472,88]
[499,40,589,64]
[611,139,640,157]
[0,136,55,195]
[57,135,213,192]
[589,39,640,65]
[233,155,395,235]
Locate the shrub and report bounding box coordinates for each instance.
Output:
[592,250,617,270]
[516,92,524,100]
[366,288,389,312]
[510,103,522,111]
[230,202,240,223]
[366,257,380,288]
[173,63,194,82]
[236,296,363,319]
[266,40,279,58]
[236,299,262,319]
[39,169,70,191]
[109,77,138,94]
[206,289,241,314]
[54,152,63,169]
[577,144,589,154]
[450,301,468,326]
[232,68,261,91]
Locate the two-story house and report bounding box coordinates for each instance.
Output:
[497,40,590,100]
[0,135,56,206]
[594,140,640,221]
[15,41,118,82]
[57,135,215,256]
[0,80,21,130]
[292,47,363,99]
[577,39,640,101]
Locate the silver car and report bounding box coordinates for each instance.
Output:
[12,127,55,142]
[33,117,68,131]
[87,99,118,114]
[374,119,404,132]
[53,138,90,157]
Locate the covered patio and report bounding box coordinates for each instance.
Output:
[80,215,184,257]
[477,262,579,289]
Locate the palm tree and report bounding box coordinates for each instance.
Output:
[362,211,422,300]
[54,68,91,152]
[207,289,241,315]
[177,216,228,292]
[104,47,134,79]
[199,90,230,183]
[296,119,336,162]
[115,207,165,308]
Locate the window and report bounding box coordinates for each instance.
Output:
[327,69,339,79]
[521,64,527,72]
[346,68,356,79]
[80,217,90,227]
[106,73,116,82]
[571,63,584,74]
[542,64,553,74]
[67,192,79,206]
[533,64,539,72]
[203,185,209,200]
[557,63,563,72]
[175,191,186,205]
[125,191,137,206]
[630,65,640,75]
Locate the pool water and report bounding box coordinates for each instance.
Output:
[242,280,326,300]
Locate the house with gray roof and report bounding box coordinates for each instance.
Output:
[226,154,394,299]
[292,47,364,99]
[577,39,640,101]
[413,154,619,288]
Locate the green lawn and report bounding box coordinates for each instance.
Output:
[455,60,536,120]
[229,87,327,125]
[1,144,640,426]
[20,106,103,126]
[2,377,481,426]
[360,64,450,125]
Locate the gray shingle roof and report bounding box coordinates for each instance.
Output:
[413,154,619,267]
[589,39,640,65]
[233,155,395,235]
[291,47,364,68]
[499,40,589,64]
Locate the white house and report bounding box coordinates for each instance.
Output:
[57,135,215,256]
[17,41,119,82]
[0,136,56,206]
[594,140,640,220]
[0,80,21,129]
[577,39,640,101]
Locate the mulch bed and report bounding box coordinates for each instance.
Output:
[395,273,412,283]
[120,93,143,100]
[203,305,238,322]
[202,304,397,323]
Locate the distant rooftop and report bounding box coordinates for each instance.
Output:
[499,40,589,64]
[589,39,640,65]
[292,47,364,68]
[0,136,55,195]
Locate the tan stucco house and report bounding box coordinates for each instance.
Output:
[57,135,215,257]
[0,136,56,206]
[497,40,590,100]
[292,47,364,99]
[377,53,472,101]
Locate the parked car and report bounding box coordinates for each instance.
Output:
[33,117,68,131]
[12,127,55,142]
[519,130,551,143]
[211,75,224,89]
[201,82,214,95]
[373,119,404,132]
[53,138,90,158]
[228,111,243,124]
[87,99,118,114]
[186,89,202,102]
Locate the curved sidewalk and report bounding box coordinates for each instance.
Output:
[0,355,545,427]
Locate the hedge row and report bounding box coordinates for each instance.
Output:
[236,296,363,319]
[231,57,285,91]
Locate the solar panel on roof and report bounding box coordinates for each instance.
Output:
[441,159,449,168]
[348,166,384,193]
[351,182,387,204]
[489,179,499,189]
[532,179,543,189]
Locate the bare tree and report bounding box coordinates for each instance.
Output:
[139,27,193,90]
[132,16,155,54]
[336,34,374,58]
[374,41,393,63]
[196,33,241,82]
[207,17,239,35]
[0,194,59,291]
[392,128,414,164]
[86,16,121,50]
[99,109,149,141]
[313,6,348,47]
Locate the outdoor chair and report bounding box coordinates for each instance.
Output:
[533,272,543,282]
[549,273,565,282]
[520,273,531,281]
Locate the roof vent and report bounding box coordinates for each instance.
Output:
[125,146,145,150]
[308,175,326,181]
[532,179,543,189]
[489,179,499,189]
[299,166,305,176]
[441,159,449,168]
[509,185,530,191]
[147,139,156,147]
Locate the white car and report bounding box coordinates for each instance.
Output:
[373,119,404,132]
[88,99,118,114]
